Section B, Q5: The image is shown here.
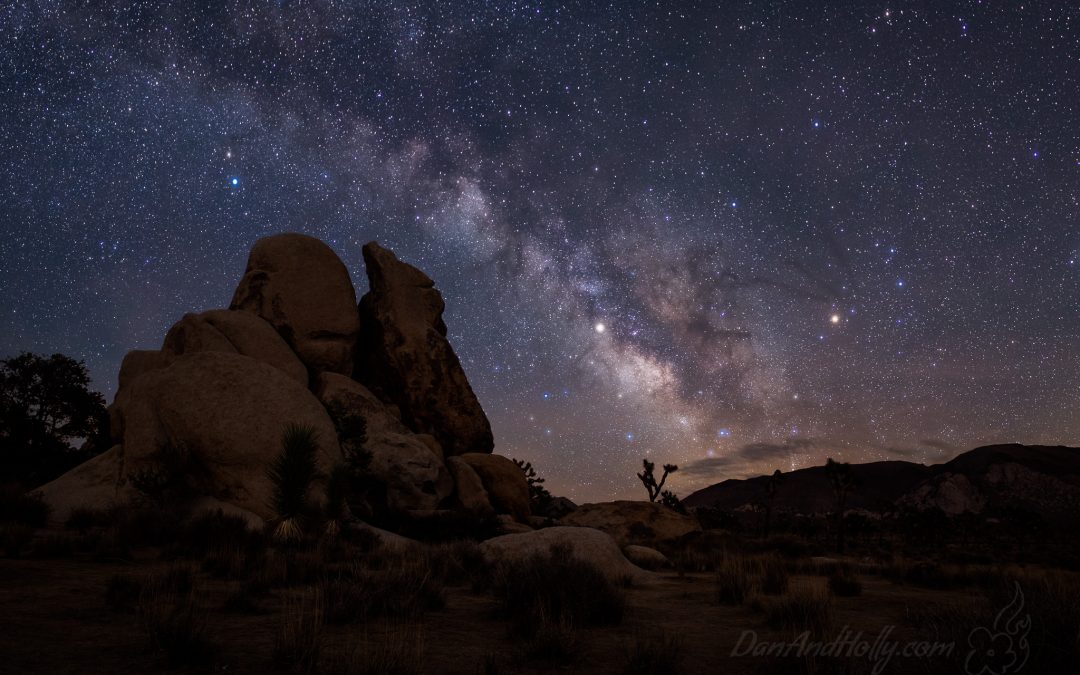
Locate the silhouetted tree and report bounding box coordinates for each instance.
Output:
[764,469,785,537]
[659,489,687,514]
[513,458,554,513]
[825,458,859,554]
[637,458,678,503]
[0,352,107,487]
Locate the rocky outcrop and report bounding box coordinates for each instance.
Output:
[446,456,495,518]
[314,373,452,512]
[112,351,342,520]
[365,434,453,512]
[37,446,132,523]
[559,500,701,547]
[116,350,171,394]
[43,235,513,534]
[162,309,308,385]
[355,242,493,456]
[897,472,986,515]
[231,233,360,376]
[623,544,670,571]
[480,526,650,583]
[458,453,530,521]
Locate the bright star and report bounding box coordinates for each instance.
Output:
[830,314,840,324]
[229,177,239,187]
[594,322,606,333]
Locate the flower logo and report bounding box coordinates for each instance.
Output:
[965,582,1031,675]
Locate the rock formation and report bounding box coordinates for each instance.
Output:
[480,526,650,583]
[458,453,530,521]
[41,234,527,532]
[559,500,701,547]
[113,351,342,520]
[231,233,360,376]
[355,242,494,456]
[162,309,308,385]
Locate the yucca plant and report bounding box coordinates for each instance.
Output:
[268,423,320,543]
[323,463,354,540]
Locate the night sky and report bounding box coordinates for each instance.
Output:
[2,2,1077,502]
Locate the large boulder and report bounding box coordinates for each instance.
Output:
[446,456,495,518]
[559,500,701,548]
[623,545,670,571]
[313,372,453,512]
[458,453,530,521]
[365,433,453,513]
[231,233,360,375]
[162,309,308,385]
[480,526,650,583]
[355,242,493,456]
[314,372,408,438]
[38,446,133,523]
[111,351,343,520]
[117,350,170,394]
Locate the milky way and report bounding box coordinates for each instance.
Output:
[2,2,1078,501]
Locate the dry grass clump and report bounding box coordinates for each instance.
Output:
[491,544,625,637]
[827,565,862,597]
[137,564,215,666]
[759,587,833,635]
[274,590,324,673]
[715,555,758,604]
[323,620,425,675]
[104,573,143,612]
[521,618,581,667]
[0,487,50,527]
[321,557,445,624]
[622,630,683,675]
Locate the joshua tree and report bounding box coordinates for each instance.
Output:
[268,423,320,543]
[637,458,678,503]
[825,458,859,554]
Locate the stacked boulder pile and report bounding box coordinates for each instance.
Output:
[41,234,528,527]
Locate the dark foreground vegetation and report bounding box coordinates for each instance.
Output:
[3,483,1080,675]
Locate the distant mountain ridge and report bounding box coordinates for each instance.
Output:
[682,444,1080,523]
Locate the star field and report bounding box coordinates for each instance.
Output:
[2,2,1078,501]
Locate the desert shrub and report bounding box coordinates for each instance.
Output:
[324,620,425,675]
[426,540,490,587]
[269,423,320,543]
[623,630,683,675]
[138,569,215,666]
[65,505,115,532]
[759,555,790,595]
[754,534,814,559]
[522,618,581,667]
[1,523,35,557]
[105,573,143,612]
[322,559,445,623]
[491,544,625,637]
[715,555,759,604]
[274,590,324,673]
[827,567,862,597]
[222,579,270,614]
[112,505,183,548]
[172,509,268,578]
[762,588,832,634]
[90,529,132,562]
[29,532,78,558]
[259,549,327,588]
[0,487,50,527]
